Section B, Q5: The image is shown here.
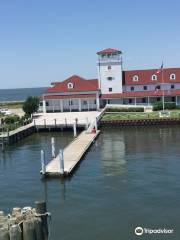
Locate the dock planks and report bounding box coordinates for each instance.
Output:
[45,130,100,176]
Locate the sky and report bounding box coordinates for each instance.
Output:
[0,0,180,89]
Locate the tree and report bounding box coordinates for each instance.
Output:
[23,96,39,117]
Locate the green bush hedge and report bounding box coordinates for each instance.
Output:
[106,107,144,112]
[153,101,176,111]
[4,115,20,124]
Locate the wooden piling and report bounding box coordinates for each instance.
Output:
[51,137,55,158]
[59,149,64,175]
[9,225,22,240]
[0,202,50,240]
[33,217,43,240]
[41,150,46,175]
[0,228,9,240]
[23,220,36,240]
[35,201,48,240]
[73,122,77,138]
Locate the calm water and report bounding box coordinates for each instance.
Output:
[0,127,180,239]
[0,87,47,102]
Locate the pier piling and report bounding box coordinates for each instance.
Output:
[86,118,89,129]
[59,149,64,175]
[9,224,22,240]
[41,150,46,175]
[0,228,9,240]
[23,220,36,240]
[73,122,77,137]
[35,201,48,240]
[94,117,98,131]
[51,137,55,158]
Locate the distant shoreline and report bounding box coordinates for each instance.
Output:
[0,100,24,104]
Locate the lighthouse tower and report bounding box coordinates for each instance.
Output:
[97,48,123,94]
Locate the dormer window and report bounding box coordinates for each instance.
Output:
[68,82,74,89]
[151,74,157,81]
[170,73,176,80]
[133,75,139,81]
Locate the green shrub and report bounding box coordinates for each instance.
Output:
[4,115,20,124]
[106,107,144,112]
[23,96,39,116]
[175,105,180,110]
[153,101,176,111]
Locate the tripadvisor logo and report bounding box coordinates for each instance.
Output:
[135,226,174,236]
[135,227,143,236]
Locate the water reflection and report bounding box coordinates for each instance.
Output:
[100,131,126,176]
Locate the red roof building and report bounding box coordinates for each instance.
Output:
[40,48,180,112]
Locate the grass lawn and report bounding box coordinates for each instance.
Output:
[0,101,24,109]
[101,110,180,121]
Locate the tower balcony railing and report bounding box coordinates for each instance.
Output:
[97,58,122,64]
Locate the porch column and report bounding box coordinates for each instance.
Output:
[60,99,63,112]
[148,96,150,106]
[96,92,100,110]
[134,97,137,106]
[87,99,90,111]
[43,98,46,113]
[78,99,82,111]
[176,96,178,106]
[52,100,55,112]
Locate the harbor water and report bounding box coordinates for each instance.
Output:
[0,127,180,239]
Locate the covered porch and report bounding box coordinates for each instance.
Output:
[40,93,100,113]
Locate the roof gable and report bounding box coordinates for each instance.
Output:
[46,75,98,93]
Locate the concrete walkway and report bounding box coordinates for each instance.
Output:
[35,111,101,126]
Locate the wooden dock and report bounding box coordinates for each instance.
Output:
[44,130,100,177]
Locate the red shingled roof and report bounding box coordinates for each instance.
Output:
[124,68,180,85]
[101,89,180,99]
[46,75,99,93]
[97,48,122,55]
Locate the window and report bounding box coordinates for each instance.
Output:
[107,77,113,81]
[131,86,134,91]
[46,102,49,106]
[107,65,111,70]
[67,82,74,89]
[151,74,157,81]
[142,98,146,103]
[83,101,87,105]
[129,99,132,104]
[143,86,147,90]
[109,88,112,92]
[155,85,161,90]
[170,73,176,80]
[171,84,175,89]
[133,75,139,81]
[69,100,73,106]
[157,97,161,101]
[172,97,175,102]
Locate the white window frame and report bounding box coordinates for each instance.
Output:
[151,74,157,81]
[68,82,74,89]
[170,73,176,80]
[132,75,139,82]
